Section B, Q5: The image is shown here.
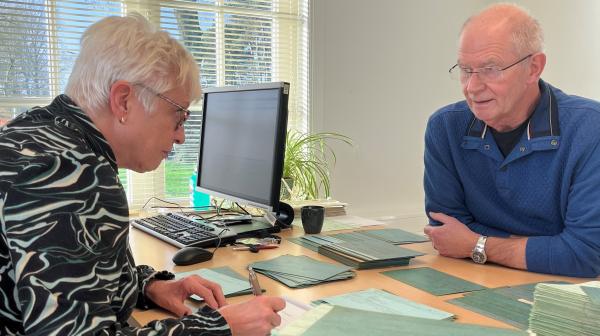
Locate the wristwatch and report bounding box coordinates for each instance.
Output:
[471,235,488,264]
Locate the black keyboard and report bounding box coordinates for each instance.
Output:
[131,213,237,248]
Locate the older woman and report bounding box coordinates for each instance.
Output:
[0,13,284,335]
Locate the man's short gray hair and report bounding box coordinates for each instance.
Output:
[462,3,544,56]
[65,13,201,114]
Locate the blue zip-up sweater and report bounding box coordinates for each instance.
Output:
[424,80,600,278]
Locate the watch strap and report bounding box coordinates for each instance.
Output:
[471,235,488,264]
[475,235,487,251]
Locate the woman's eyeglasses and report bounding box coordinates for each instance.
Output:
[134,83,190,131]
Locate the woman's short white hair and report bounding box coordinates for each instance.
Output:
[65,13,201,114]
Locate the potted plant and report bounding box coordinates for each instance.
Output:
[281,130,353,200]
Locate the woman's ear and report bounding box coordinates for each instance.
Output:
[109,80,133,123]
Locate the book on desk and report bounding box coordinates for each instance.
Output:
[287,199,348,217]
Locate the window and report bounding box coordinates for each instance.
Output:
[0,0,309,211]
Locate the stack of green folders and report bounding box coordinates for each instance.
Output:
[529,281,600,335]
[249,254,355,288]
[299,234,424,269]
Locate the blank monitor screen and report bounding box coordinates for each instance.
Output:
[196,82,289,212]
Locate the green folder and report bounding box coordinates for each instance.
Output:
[287,236,321,252]
[175,266,253,300]
[448,281,571,330]
[357,228,429,244]
[250,254,355,288]
[297,306,527,336]
[381,267,487,296]
[313,288,454,320]
[449,289,531,329]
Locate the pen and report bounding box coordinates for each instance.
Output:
[248,266,263,296]
[233,244,279,251]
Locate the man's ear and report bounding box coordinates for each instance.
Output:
[528,52,546,84]
[109,80,133,123]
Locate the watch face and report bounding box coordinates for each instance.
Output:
[471,251,487,264]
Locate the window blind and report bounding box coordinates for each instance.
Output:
[0,0,309,211]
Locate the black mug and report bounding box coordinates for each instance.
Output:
[301,206,325,234]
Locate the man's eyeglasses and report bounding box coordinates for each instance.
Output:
[449,54,533,83]
[135,83,190,131]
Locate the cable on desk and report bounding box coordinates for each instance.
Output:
[141,197,186,214]
[235,202,251,215]
[142,197,216,217]
[210,228,231,255]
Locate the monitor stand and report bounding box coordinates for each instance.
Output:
[232,217,281,237]
[230,201,294,238]
[275,201,294,228]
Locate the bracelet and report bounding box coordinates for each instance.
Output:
[152,270,176,281]
[136,265,175,310]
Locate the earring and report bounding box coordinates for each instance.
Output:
[119,116,126,124]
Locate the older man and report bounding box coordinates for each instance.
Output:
[424,4,600,277]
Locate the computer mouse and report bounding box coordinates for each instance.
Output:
[172,247,214,266]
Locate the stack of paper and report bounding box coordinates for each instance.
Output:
[249,254,355,288]
[291,215,385,233]
[289,233,423,269]
[318,238,424,269]
[289,229,427,252]
[529,281,600,335]
[276,297,313,331]
[312,288,454,320]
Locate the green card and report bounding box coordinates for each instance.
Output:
[449,290,531,329]
[381,267,487,296]
[313,288,454,320]
[361,228,429,244]
[582,286,600,306]
[448,281,571,330]
[300,306,526,336]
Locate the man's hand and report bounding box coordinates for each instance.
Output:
[145,275,227,316]
[219,296,286,336]
[424,212,479,258]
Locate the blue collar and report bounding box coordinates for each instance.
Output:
[465,79,560,139]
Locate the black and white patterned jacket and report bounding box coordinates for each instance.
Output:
[0,95,230,335]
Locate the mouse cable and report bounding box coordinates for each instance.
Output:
[210,229,229,254]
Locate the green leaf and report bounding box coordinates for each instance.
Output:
[283,130,353,200]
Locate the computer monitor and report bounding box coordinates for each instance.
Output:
[195,82,289,215]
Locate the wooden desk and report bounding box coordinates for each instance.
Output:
[129,222,585,330]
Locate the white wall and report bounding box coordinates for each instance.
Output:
[310,0,600,218]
